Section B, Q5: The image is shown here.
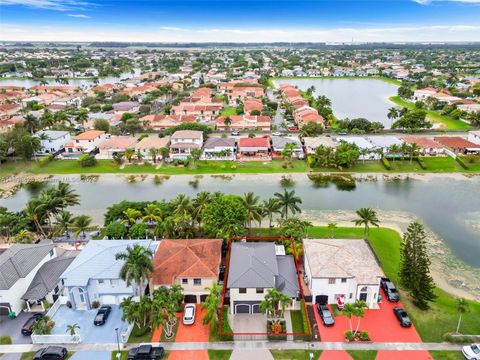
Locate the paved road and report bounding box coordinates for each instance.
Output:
[0,341,464,353]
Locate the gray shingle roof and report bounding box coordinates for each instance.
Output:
[0,244,54,290]
[276,255,300,297]
[271,136,302,150]
[22,249,78,300]
[203,137,235,149]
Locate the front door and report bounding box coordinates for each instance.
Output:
[359,292,367,301]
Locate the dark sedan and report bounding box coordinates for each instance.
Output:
[33,346,67,360]
[21,313,44,336]
[94,305,112,326]
[393,307,412,327]
[316,304,335,326]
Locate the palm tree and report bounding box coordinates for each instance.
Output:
[274,189,302,218]
[201,282,222,329]
[281,142,296,163]
[192,191,211,231]
[76,108,88,127]
[124,148,135,163]
[408,143,420,163]
[66,323,80,336]
[24,200,47,238]
[243,192,262,232]
[172,194,192,217]
[53,210,74,237]
[159,147,169,161]
[387,107,398,124]
[148,147,159,163]
[224,116,232,131]
[259,288,292,318]
[455,298,469,334]
[262,198,281,228]
[136,149,143,162]
[328,222,337,239]
[141,204,162,225]
[353,208,380,239]
[343,300,368,333]
[72,215,96,240]
[121,208,143,226]
[14,229,35,244]
[115,245,154,297]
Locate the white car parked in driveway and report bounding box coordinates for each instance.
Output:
[182,304,196,325]
[463,344,480,360]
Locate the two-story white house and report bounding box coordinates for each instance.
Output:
[169,130,204,160]
[150,239,222,303]
[60,240,157,310]
[65,130,107,154]
[226,242,299,315]
[0,244,57,316]
[303,239,383,309]
[36,130,71,154]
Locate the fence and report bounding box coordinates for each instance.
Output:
[120,323,134,343]
[31,334,81,344]
[45,296,68,319]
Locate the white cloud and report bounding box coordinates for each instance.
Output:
[0,0,94,11]
[67,13,89,18]
[1,24,480,43]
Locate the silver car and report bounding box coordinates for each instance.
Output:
[463,344,480,360]
[182,304,196,325]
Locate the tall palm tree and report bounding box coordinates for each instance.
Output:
[192,191,211,231]
[259,288,292,318]
[72,215,96,240]
[262,198,281,228]
[456,298,469,334]
[172,194,192,217]
[54,210,75,237]
[115,245,154,297]
[159,147,170,161]
[243,192,262,231]
[124,148,135,163]
[201,282,222,328]
[24,199,47,238]
[274,189,302,218]
[54,182,80,210]
[14,229,35,244]
[148,147,159,163]
[353,208,380,238]
[121,208,143,226]
[141,204,162,225]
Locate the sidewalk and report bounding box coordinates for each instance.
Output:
[0,341,463,353]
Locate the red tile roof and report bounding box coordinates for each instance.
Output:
[151,239,222,285]
[434,136,478,149]
[239,137,270,148]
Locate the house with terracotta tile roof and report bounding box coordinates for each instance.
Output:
[243,97,263,115]
[402,136,444,155]
[134,135,171,159]
[434,136,480,154]
[140,114,196,131]
[0,103,21,120]
[65,130,107,154]
[293,106,324,128]
[229,86,264,105]
[0,116,24,133]
[216,115,271,131]
[238,136,271,161]
[413,88,438,101]
[97,136,139,159]
[150,239,222,303]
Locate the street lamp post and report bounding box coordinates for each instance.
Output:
[115,327,121,359]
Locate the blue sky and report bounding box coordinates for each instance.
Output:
[1,0,479,42]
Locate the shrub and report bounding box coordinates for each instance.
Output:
[219,306,233,341]
[381,157,392,170]
[359,331,370,341]
[345,330,355,341]
[39,154,53,166]
[443,332,480,343]
[301,301,312,341]
[267,320,286,341]
[455,156,469,170]
[66,301,72,308]
[230,164,236,169]
[0,336,12,345]
[104,221,126,239]
[77,154,97,168]
[91,300,100,309]
[417,157,427,169]
[128,223,148,239]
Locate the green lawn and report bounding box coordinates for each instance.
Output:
[270,350,322,360]
[290,310,305,340]
[0,161,33,179]
[429,351,465,360]
[127,324,153,343]
[0,336,12,344]
[208,350,233,360]
[346,350,378,360]
[254,226,480,343]
[111,351,128,360]
[389,96,471,130]
[221,107,237,116]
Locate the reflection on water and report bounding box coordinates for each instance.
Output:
[1,174,479,268]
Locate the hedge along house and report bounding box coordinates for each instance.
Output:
[60,240,157,310]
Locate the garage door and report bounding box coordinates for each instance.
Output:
[315,295,329,305]
[184,295,197,304]
[234,304,250,314]
[0,303,11,316]
[101,295,117,305]
[251,304,261,314]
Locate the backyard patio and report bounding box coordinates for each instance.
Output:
[50,304,128,343]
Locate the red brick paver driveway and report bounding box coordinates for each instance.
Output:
[169,304,209,360]
[320,350,353,359]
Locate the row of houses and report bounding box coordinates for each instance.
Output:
[0,236,383,319]
[278,84,325,129]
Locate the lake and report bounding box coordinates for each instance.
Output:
[0,69,141,89]
[1,174,479,269]
[272,78,399,128]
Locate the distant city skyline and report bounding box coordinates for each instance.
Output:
[1,0,480,42]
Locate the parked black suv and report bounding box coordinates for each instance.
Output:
[33,346,68,360]
[381,277,400,302]
[127,345,165,360]
[21,313,43,336]
[393,307,412,327]
[316,304,335,326]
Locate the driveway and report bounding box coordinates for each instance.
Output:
[70,352,110,360]
[168,305,209,360]
[231,349,273,360]
[50,305,127,344]
[317,292,423,342]
[0,312,43,344]
[233,314,267,340]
